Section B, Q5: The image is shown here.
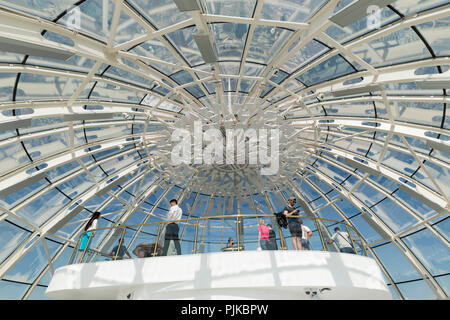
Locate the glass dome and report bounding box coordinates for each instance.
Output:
[0,0,448,300]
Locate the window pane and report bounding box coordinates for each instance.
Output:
[401,228,450,276]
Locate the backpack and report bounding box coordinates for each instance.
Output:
[274,212,288,229]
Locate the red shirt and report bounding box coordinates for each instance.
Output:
[258,224,270,240]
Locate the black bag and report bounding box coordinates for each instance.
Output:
[274,212,287,229]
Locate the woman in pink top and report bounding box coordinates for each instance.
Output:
[258,218,270,250]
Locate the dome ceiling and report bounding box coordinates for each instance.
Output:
[0,0,448,300]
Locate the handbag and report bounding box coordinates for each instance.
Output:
[274,212,287,228]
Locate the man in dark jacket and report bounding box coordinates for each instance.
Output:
[267,224,278,250]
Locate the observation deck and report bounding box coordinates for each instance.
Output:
[46,214,392,300]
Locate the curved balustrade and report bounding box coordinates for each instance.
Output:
[68,214,369,265]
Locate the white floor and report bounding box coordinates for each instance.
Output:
[46,250,392,300]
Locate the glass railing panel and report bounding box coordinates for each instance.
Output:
[67,214,369,265]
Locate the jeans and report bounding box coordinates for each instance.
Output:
[269,238,278,250]
[340,247,355,254]
[301,239,312,250]
[260,239,270,250]
[163,223,181,255]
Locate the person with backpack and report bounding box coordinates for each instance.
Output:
[109,238,132,260]
[327,227,358,254]
[283,197,302,250]
[267,224,278,250]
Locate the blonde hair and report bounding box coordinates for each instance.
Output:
[259,218,265,225]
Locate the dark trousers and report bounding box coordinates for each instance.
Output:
[340,247,355,254]
[163,239,182,255]
[261,239,270,250]
[163,223,181,255]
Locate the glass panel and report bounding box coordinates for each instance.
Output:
[114,10,147,45]
[22,132,70,160]
[4,238,61,284]
[204,0,257,18]
[281,40,329,73]
[352,182,385,207]
[350,215,384,243]
[27,285,52,300]
[393,189,436,220]
[90,81,145,103]
[247,26,294,65]
[0,280,29,300]
[433,218,449,243]
[104,63,154,89]
[371,198,417,233]
[128,0,190,29]
[325,6,398,44]
[261,0,326,23]
[0,50,24,64]
[0,0,75,20]
[401,228,450,276]
[0,73,17,102]
[416,16,450,57]
[397,279,437,300]
[391,0,450,16]
[211,23,248,61]
[0,143,31,176]
[58,0,115,41]
[26,55,97,74]
[0,220,31,264]
[16,74,84,101]
[390,102,444,127]
[435,274,450,297]
[130,38,179,75]
[325,101,376,118]
[16,189,71,226]
[296,54,355,86]
[351,27,431,68]
[166,26,205,66]
[372,242,422,282]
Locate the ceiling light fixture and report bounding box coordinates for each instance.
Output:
[172,0,201,12]
[0,36,74,61]
[330,0,396,27]
[193,33,217,64]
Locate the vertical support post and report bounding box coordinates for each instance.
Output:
[193,219,199,254]
[275,219,286,250]
[236,217,240,251]
[314,218,326,251]
[68,236,81,265]
[154,223,162,257]
[114,227,126,261]
[345,224,358,255]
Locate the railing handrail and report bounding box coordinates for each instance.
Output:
[77,214,358,234]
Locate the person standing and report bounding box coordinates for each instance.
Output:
[258,218,270,250]
[163,199,182,256]
[327,227,357,254]
[227,237,234,248]
[299,219,312,250]
[267,223,278,250]
[110,239,132,260]
[77,211,101,263]
[283,197,303,250]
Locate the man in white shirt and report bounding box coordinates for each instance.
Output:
[300,219,313,250]
[163,199,183,256]
[327,227,357,254]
